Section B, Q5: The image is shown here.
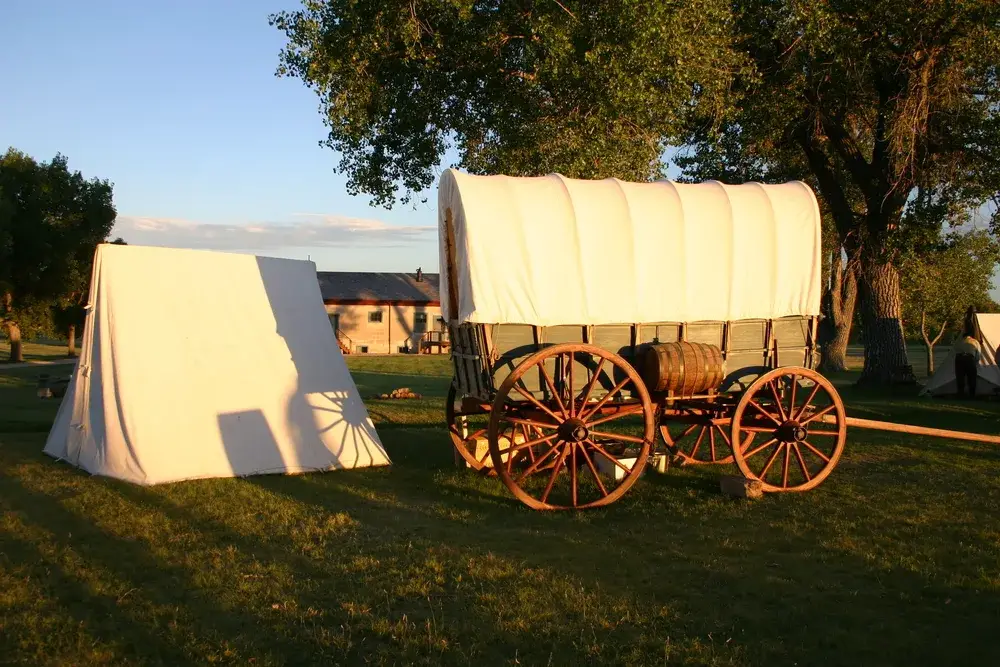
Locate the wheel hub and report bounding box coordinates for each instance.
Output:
[558,418,590,443]
[777,420,808,443]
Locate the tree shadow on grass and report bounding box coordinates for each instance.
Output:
[0,474,327,665]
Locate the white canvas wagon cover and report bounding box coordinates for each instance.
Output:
[438,169,823,326]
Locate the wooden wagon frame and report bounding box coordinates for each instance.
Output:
[435,169,998,511]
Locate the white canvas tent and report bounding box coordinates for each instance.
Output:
[921,313,1000,397]
[44,244,391,485]
[437,168,823,326]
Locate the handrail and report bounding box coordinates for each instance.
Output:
[335,328,353,352]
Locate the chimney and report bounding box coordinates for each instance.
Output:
[416,267,423,282]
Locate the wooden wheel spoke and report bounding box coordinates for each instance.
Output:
[747,399,782,426]
[567,353,576,418]
[689,427,706,458]
[769,381,789,421]
[577,442,609,498]
[585,439,634,475]
[788,375,798,422]
[799,440,831,463]
[577,357,605,408]
[800,403,837,426]
[504,416,560,430]
[588,429,646,445]
[515,442,563,482]
[512,383,564,423]
[742,437,778,460]
[713,424,732,447]
[757,442,785,480]
[709,425,717,461]
[539,360,568,418]
[805,429,841,436]
[540,445,569,505]
[570,442,579,506]
[579,377,631,421]
[586,405,646,427]
[741,425,778,434]
[793,443,812,482]
[794,383,822,420]
[496,432,559,456]
[781,443,791,487]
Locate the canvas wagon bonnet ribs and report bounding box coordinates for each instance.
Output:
[436,169,1000,511]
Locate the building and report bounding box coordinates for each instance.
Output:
[316,269,446,354]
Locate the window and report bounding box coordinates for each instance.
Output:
[359,345,369,353]
[369,311,383,323]
[414,312,428,328]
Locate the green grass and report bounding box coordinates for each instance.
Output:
[0,339,79,363]
[3,355,1000,666]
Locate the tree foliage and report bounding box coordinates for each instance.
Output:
[679,0,1000,384]
[0,148,117,361]
[269,0,746,207]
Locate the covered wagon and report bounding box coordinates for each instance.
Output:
[438,169,848,510]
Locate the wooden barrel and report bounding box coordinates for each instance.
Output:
[640,342,725,395]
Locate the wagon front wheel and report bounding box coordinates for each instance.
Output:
[731,367,846,492]
[488,343,655,510]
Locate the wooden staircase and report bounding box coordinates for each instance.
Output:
[335,329,352,355]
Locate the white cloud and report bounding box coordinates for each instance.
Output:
[110,213,436,251]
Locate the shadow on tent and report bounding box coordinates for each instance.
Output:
[216,257,387,477]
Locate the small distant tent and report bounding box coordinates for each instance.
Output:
[44,244,391,485]
[921,313,1000,397]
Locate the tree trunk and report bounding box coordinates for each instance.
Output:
[818,251,857,372]
[858,258,916,386]
[920,313,948,378]
[68,324,77,357]
[5,321,23,363]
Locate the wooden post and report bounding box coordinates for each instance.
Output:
[444,208,460,322]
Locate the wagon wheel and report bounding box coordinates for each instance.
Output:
[658,410,734,466]
[730,367,846,493]
[488,343,655,510]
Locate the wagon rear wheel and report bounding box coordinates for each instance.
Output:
[488,343,655,510]
[659,411,734,466]
[731,367,846,492]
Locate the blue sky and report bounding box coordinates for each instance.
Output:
[4,1,996,299]
[2,0,445,272]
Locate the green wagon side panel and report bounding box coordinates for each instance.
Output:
[772,317,809,347]
[686,322,725,346]
[729,320,767,352]
[490,324,540,396]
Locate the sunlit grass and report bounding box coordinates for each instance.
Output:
[2,353,1000,665]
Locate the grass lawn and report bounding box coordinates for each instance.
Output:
[2,353,1000,666]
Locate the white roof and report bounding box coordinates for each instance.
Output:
[45,244,391,485]
[437,169,823,326]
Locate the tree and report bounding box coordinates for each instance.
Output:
[269,0,747,208]
[0,149,117,362]
[673,124,859,371]
[690,0,1000,385]
[900,228,1000,375]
